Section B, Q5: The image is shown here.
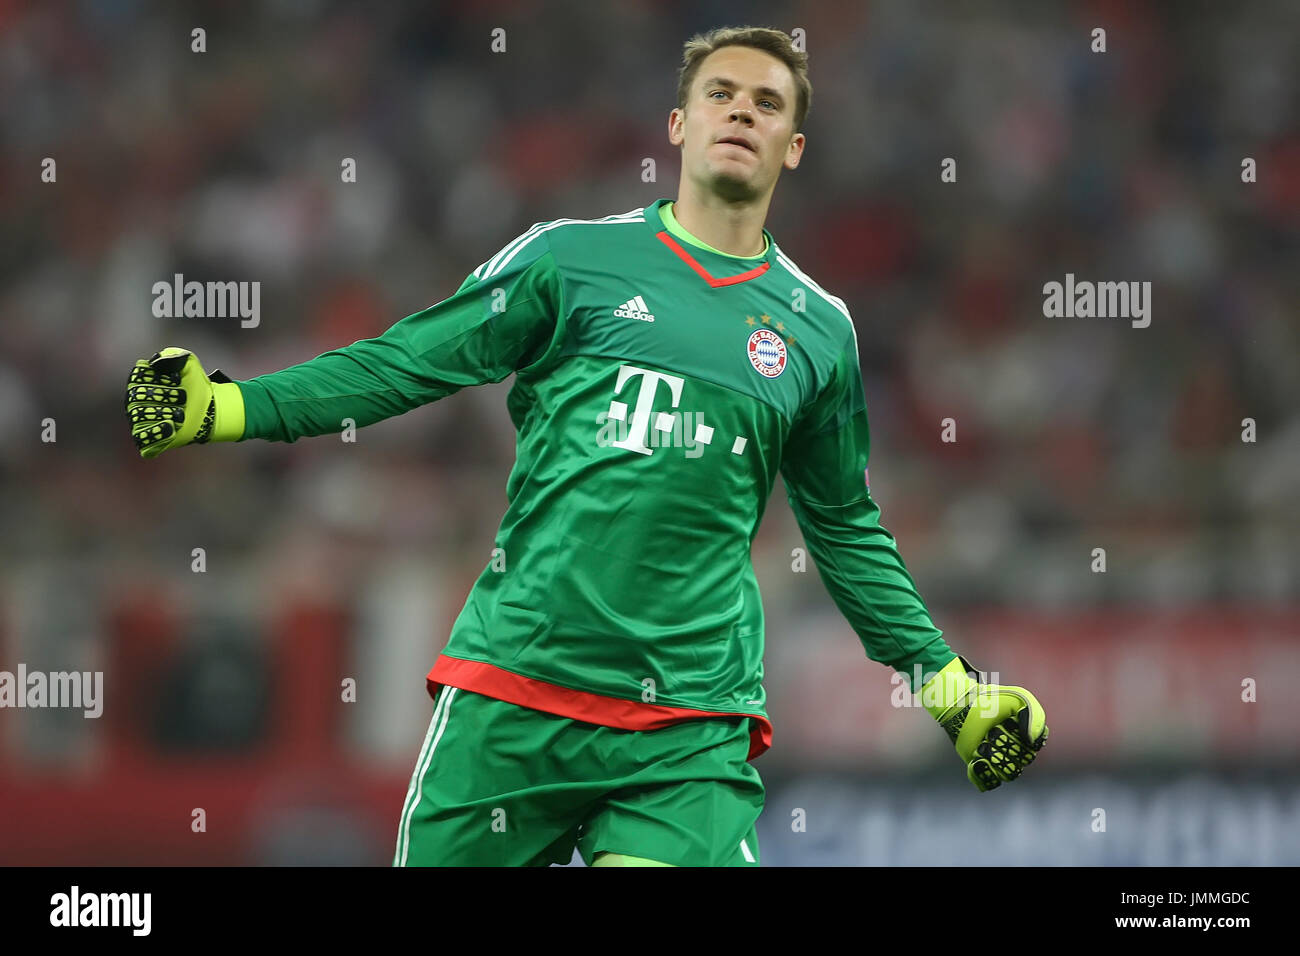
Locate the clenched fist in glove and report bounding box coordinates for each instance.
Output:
[125,347,245,458]
[920,654,1048,792]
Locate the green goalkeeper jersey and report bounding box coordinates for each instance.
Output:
[234,199,955,759]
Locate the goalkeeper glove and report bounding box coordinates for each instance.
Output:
[921,654,1048,792]
[125,347,245,459]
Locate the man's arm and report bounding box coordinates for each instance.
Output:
[779,317,1047,790]
[236,225,565,443]
[779,322,955,691]
[126,223,566,458]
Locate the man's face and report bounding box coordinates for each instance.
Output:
[670,45,805,202]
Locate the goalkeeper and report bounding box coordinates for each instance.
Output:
[124,26,1047,867]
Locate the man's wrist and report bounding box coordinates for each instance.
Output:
[210,381,246,442]
[919,654,978,723]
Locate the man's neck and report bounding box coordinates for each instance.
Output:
[670,184,771,258]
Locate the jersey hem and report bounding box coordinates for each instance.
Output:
[426,655,773,761]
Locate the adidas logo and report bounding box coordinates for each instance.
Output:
[614,294,655,322]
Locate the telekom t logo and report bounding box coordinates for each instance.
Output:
[607,364,684,456]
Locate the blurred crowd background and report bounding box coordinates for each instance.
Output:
[1,0,1297,865]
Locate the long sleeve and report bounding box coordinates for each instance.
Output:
[235,226,565,442]
[780,321,955,691]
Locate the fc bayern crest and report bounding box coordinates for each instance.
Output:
[747,328,787,378]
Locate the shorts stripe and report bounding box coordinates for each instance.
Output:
[393,691,446,866]
[394,687,458,866]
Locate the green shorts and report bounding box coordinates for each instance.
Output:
[393,686,764,866]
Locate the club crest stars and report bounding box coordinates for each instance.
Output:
[742,314,793,379]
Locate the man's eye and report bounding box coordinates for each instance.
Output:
[760,100,776,110]
[709,90,728,99]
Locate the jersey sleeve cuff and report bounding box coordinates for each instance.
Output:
[211,381,246,442]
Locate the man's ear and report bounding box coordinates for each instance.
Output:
[784,131,806,170]
[668,107,685,146]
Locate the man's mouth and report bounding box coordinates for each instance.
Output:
[716,136,756,152]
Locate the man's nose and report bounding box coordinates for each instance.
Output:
[729,103,755,123]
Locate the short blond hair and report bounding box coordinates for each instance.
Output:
[676,26,812,132]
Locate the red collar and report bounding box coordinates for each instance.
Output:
[654,230,772,288]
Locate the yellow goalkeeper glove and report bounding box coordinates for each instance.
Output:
[125,347,245,459]
[921,654,1048,792]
